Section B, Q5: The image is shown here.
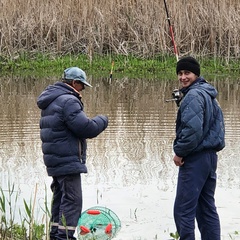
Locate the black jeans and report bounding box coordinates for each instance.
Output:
[50,174,82,240]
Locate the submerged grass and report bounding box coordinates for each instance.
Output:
[1,53,240,80]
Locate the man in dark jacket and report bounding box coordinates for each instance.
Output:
[173,57,225,240]
[37,67,108,240]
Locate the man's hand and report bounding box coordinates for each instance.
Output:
[173,155,184,166]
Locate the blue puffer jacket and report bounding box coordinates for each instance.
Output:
[37,82,108,176]
[173,77,225,157]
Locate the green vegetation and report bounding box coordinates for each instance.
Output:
[170,231,180,240]
[0,183,47,240]
[1,53,240,79]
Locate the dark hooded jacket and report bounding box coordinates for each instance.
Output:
[37,82,108,176]
[173,77,225,157]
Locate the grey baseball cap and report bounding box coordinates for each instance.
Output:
[62,67,92,87]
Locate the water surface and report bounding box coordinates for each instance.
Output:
[0,75,240,239]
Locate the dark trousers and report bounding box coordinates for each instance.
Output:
[174,151,221,240]
[50,174,82,240]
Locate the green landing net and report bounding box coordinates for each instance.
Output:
[77,206,121,240]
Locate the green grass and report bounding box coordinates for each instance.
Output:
[1,52,240,80]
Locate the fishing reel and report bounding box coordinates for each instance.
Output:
[165,89,182,107]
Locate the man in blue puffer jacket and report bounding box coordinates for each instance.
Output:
[172,57,225,240]
[37,67,108,240]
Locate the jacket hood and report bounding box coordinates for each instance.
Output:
[37,82,79,110]
[181,77,218,99]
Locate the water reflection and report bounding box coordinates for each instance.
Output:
[0,75,240,237]
[1,76,240,187]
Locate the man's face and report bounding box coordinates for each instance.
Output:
[72,80,85,92]
[177,70,198,88]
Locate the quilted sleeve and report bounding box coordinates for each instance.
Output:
[63,97,108,139]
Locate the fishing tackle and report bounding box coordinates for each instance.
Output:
[165,89,182,107]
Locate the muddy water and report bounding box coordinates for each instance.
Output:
[0,75,240,239]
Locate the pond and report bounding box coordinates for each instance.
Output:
[0,75,240,240]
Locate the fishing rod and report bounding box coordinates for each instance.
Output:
[163,0,181,105]
[109,61,114,82]
[163,0,179,61]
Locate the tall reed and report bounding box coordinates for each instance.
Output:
[0,0,239,60]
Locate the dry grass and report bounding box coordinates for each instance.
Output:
[0,0,240,59]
